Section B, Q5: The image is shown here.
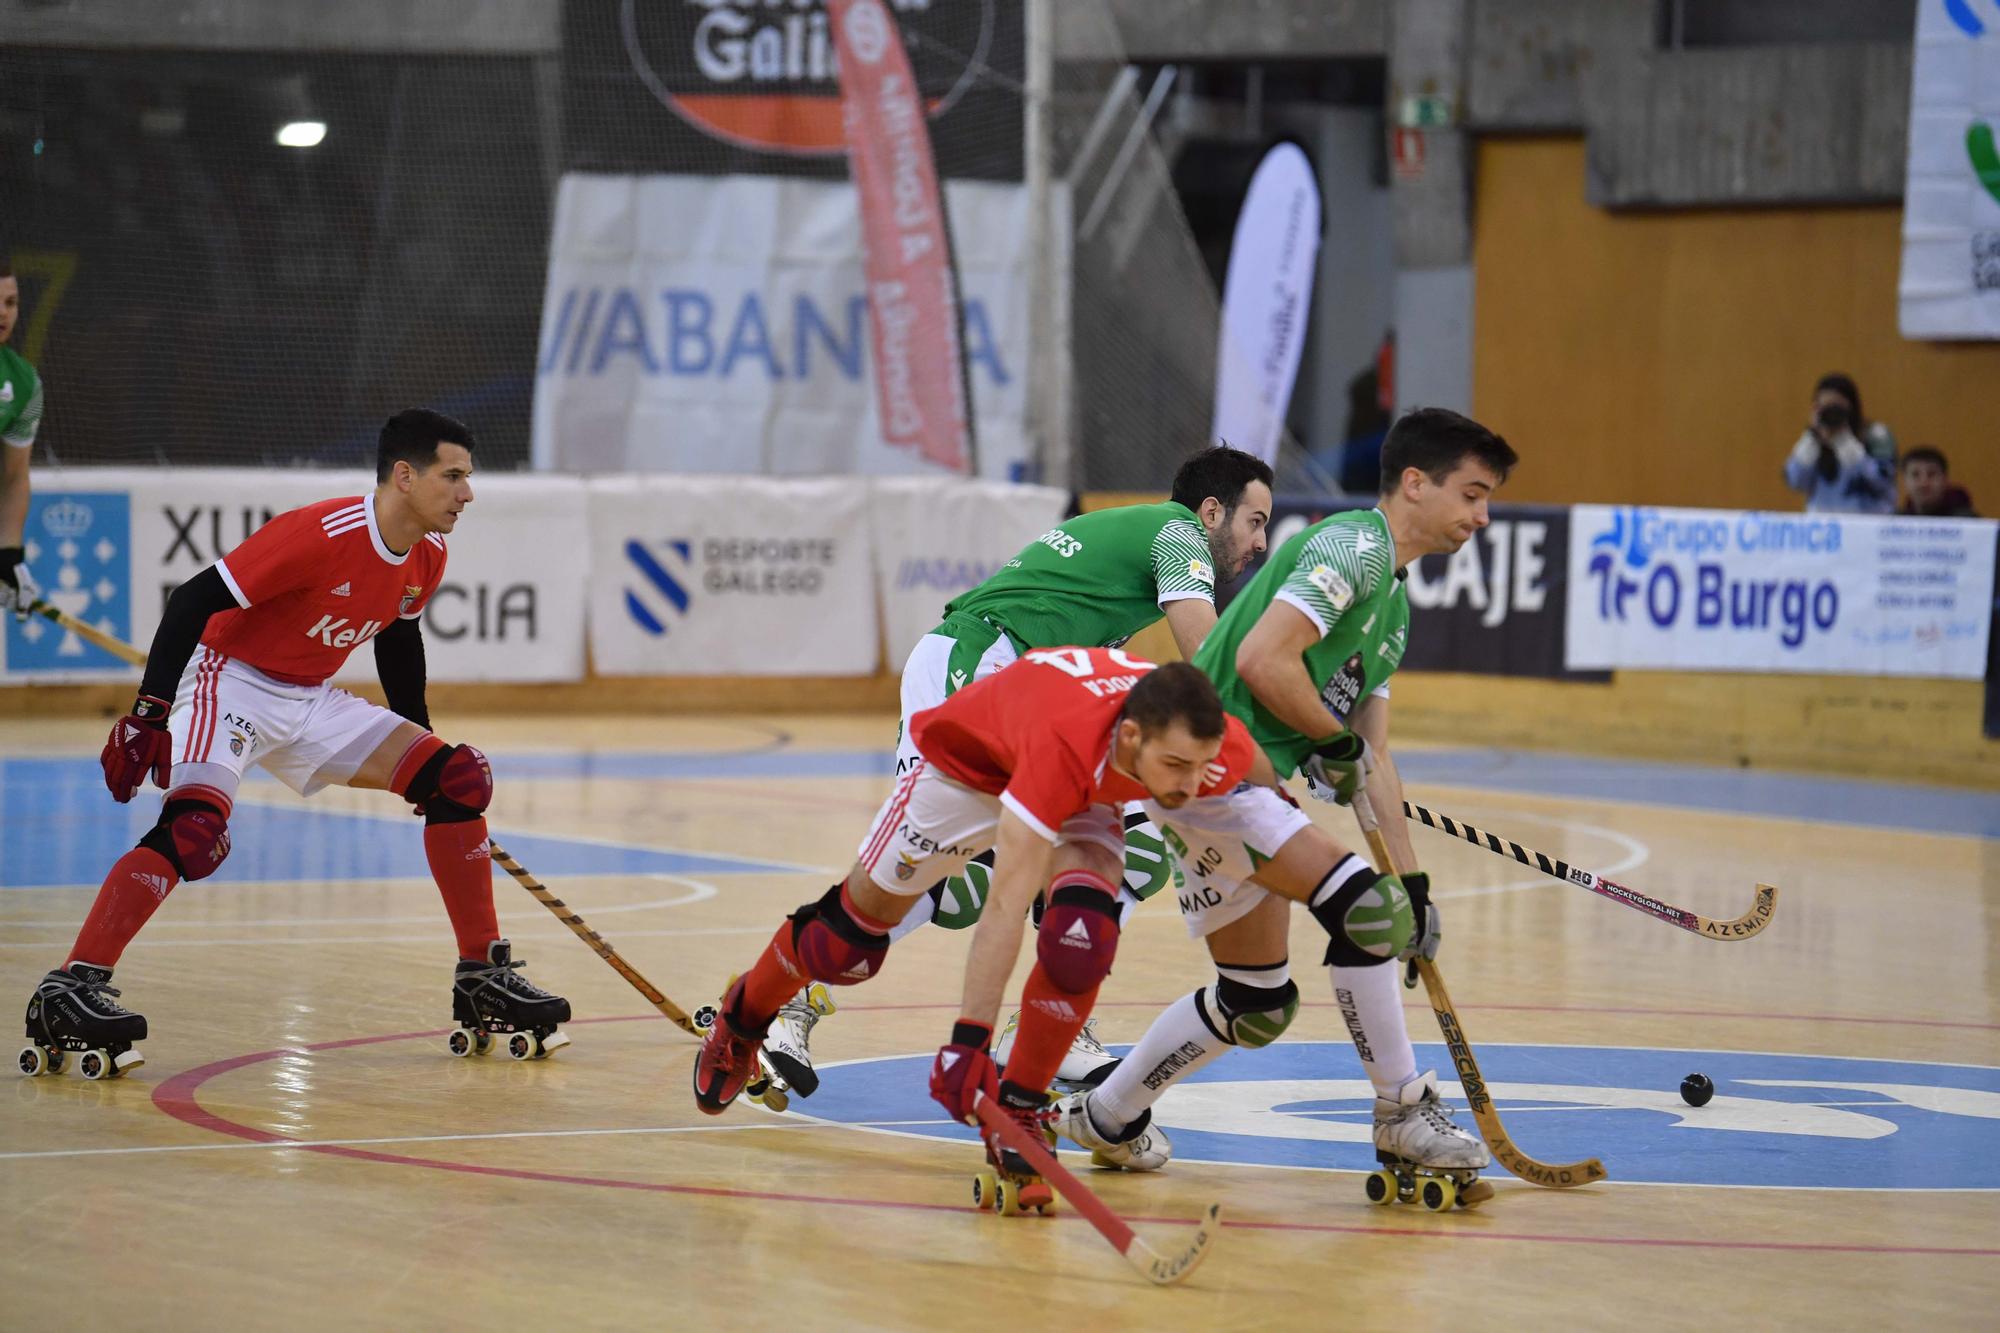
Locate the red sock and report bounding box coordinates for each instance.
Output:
[1001,962,1100,1094]
[69,847,180,969]
[735,885,894,1026]
[423,818,500,961]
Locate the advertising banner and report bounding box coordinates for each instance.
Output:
[1898,0,2000,338]
[1212,141,1321,466]
[588,475,879,676]
[531,173,1029,478]
[829,0,973,474]
[870,477,1068,666]
[565,0,1024,181]
[1249,496,1594,680]
[0,471,587,685]
[1566,506,1998,678]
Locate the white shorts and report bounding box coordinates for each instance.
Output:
[1143,784,1316,938]
[856,759,1124,896]
[167,646,413,809]
[894,629,1018,773]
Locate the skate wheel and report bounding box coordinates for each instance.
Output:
[1365,1170,1397,1205]
[17,1044,48,1077]
[447,1028,476,1058]
[973,1167,998,1211]
[507,1032,540,1061]
[78,1049,111,1081]
[1420,1176,1457,1212]
[691,1004,718,1034]
[995,1177,1024,1216]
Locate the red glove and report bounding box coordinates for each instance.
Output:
[928,1019,999,1125]
[102,695,173,803]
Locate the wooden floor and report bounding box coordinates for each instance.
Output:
[3,713,1997,1331]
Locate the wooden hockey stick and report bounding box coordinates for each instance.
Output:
[972,1093,1221,1286]
[1404,800,1778,941]
[26,598,146,666]
[1355,793,1607,1190]
[488,840,705,1037]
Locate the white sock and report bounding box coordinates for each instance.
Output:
[885,890,938,944]
[1330,959,1416,1098]
[1089,990,1226,1131]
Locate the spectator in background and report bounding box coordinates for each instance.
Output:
[1783,372,1895,514]
[1897,446,1978,517]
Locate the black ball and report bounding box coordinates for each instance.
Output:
[1680,1073,1714,1107]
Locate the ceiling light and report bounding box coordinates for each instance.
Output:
[276,120,326,148]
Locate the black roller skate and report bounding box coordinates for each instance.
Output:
[972,1081,1059,1218]
[19,964,147,1080]
[448,940,571,1061]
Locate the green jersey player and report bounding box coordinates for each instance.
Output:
[1051,409,1519,1205]
[754,446,1273,1100]
[0,258,46,620]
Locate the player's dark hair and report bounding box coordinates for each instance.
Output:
[377,408,476,482]
[1814,372,1868,433]
[1378,408,1517,494]
[0,255,12,279]
[1123,661,1225,742]
[1171,445,1274,518]
[1900,445,1947,473]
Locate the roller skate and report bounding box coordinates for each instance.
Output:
[1049,1089,1172,1171]
[993,1009,1118,1090]
[448,940,571,1061]
[1365,1069,1493,1211]
[971,1082,1058,1218]
[762,982,835,1098]
[18,964,147,1080]
[692,977,775,1114]
[697,975,797,1111]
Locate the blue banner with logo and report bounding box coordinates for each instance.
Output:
[1567,506,1997,678]
[1,490,132,678]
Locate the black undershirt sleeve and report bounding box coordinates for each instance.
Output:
[372,615,431,732]
[138,566,240,702]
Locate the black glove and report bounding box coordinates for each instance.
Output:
[1399,871,1440,989]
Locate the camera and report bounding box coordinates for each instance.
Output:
[1815,403,1851,434]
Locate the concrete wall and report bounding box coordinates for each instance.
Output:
[0,0,558,53]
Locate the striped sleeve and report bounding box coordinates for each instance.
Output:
[1150,518,1217,607]
[1274,523,1390,636]
[2,375,42,448]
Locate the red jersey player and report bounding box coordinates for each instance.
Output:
[692,648,1258,1211]
[18,409,568,1082]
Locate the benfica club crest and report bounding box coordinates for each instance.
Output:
[401,585,423,616]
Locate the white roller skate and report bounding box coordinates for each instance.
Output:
[994,1010,1119,1089]
[762,982,835,1099]
[1050,1090,1172,1171]
[1367,1069,1492,1211]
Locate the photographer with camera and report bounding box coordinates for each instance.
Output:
[1783,372,1895,514]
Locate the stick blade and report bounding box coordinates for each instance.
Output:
[1127,1202,1222,1286]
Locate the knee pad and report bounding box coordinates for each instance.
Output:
[1035,872,1120,994]
[1310,862,1413,967]
[788,884,889,986]
[407,743,493,825]
[1203,973,1301,1049]
[140,799,231,881]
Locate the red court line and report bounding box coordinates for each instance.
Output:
[146,1019,2000,1260]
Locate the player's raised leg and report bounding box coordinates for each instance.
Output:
[693,758,990,1114]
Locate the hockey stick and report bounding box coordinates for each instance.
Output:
[24,598,146,666]
[1354,793,1608,1190]
[972,1092,1222,1286]
[488,840,705,1037]
[1404,800,1778,941]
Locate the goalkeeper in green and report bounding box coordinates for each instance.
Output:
[0,258,46,619]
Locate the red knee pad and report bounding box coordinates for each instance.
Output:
[1035,871,1120,994]
[148,801,230,881]
[438,744,493,813]
[789,884,889,985]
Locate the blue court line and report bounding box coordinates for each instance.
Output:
[486,746,1997,840]
[0,757,814,890]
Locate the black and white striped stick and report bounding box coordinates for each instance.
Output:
[1402,800,1778,941]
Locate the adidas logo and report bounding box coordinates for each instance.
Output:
[330,582,351,597]
[1060,918,1094,949]
[841,960,873,980]
[136,873,172,900]
[1030,997,1081,1022]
